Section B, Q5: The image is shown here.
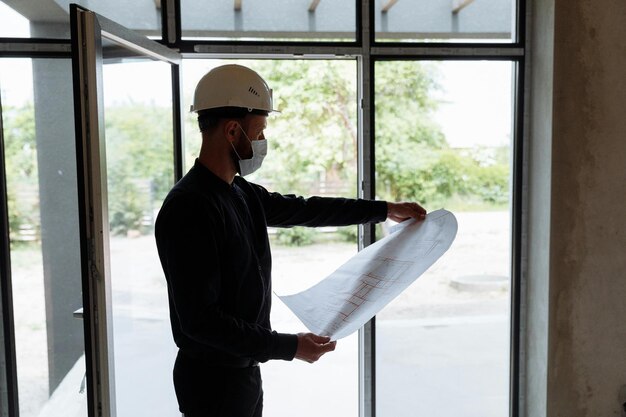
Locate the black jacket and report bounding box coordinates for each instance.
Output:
[155,159,387,365]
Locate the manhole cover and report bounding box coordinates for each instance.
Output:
[450,275,509,292]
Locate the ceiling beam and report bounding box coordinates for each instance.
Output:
[452,0,475,14]
[381,0,399,13]
[234,0,242,11]
[308,0,321,12]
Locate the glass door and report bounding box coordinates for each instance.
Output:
[70,5,181,417]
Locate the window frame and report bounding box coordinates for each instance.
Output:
[0,0,527,416]
[0,78,19,417]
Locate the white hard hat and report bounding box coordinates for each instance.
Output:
[190,64,278,113]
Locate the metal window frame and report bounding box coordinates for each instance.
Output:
[70,5,182,417]
[0,84,18,417]
[0,0,527,416]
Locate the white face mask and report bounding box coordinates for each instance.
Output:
[230,124,267,176]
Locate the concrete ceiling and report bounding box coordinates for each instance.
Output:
[1,0,512,40]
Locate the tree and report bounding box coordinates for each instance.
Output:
[104,102,174,235]
[374,61,451,205]
[374,61,510,209]
[2,60,509,244]
[243,60,358,196]
[2,103,40,243]
[181,59,510,237]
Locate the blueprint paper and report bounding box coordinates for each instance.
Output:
[277,209,458,340]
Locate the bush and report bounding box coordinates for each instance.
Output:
[275,227,316,246]
[104,104,174,236]
[336,225,358,244]
[473,163,509,205]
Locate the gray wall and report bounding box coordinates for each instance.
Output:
[526,0,626,415]
[31,56,83,394]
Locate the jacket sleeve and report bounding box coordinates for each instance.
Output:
[155,193,298,362]
[250,183,388,228]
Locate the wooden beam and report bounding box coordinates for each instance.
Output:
[381,0,399,13]
[234,0,242,11]
[452,0,475,14]
[308,0,321,12]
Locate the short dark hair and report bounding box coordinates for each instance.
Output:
[197,107,269,132]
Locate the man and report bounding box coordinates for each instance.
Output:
[155,64,426,417]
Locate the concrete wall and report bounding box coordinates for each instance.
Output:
[526,0,626,415]
[4,0,512,40]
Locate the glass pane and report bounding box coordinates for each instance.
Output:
[1,58,87,416]
[0,0,161,39]
[375,61,513,416]
[182,59,359,416]
[374,0,515,43]
[181,0,356,41]
[100,39,178,416]
[73,1,161,38]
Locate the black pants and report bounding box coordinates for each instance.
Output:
[174,351,263,417]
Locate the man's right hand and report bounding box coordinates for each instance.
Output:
[295,332,337,363]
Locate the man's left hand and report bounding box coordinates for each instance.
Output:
[387,201,427,223]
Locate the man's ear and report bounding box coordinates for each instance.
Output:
[223,120,240,143]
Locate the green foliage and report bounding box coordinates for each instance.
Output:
[373,61,509,208]
[240,60,358,196]
[2,100,176,239]
[108,179,147,236]
[182,60,509,213]
[275,227,316,246]
[3,60,510,246]
[2,103,40,243]
[336,225,358,244]
[104,102,174,235]
[374,61,453,206]
[469,152,509,205]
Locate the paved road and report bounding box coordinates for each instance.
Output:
[36,210,512,417]
[107,310,509,417]
[37,305,509,417]
[376,315,509,417]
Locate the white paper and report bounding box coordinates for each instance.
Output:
[277,209,458,340]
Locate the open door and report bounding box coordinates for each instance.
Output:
[70,5,182,416]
